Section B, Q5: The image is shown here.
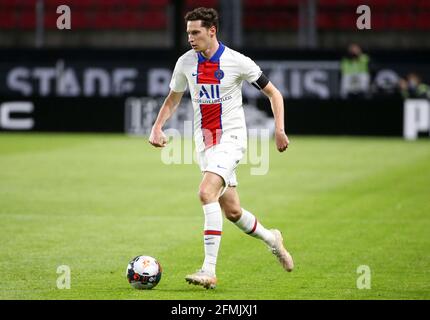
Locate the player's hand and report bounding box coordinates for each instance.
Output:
[148,127,168,148]
[275,130,289,152]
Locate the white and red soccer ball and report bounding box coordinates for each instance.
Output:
[126,255,162,290]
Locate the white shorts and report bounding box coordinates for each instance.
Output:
[197,142,246,194]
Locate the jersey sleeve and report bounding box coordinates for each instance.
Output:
[240,54,263,84]
[169,58,188,92]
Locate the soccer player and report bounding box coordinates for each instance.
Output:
[149,7,294,289]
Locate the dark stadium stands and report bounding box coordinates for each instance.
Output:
[0,0,428,31]
[244,0,430,31]
[0,0,169,30]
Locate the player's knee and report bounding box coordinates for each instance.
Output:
[224,206,242,222]
[198,187,218,204]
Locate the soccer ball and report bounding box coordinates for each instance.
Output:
[126,255,162,290]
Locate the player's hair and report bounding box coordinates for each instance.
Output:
[184,7,219,32]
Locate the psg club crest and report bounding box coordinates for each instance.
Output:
[214,69,224,80]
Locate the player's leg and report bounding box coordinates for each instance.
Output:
[186,171,224,289]
[198,171,224,205]
[219,186,294,272]
[219,186,274,243]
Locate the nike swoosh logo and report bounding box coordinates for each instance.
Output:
[217,165,227,169]
[192,72,203,76]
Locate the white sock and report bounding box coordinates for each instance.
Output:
[234,208,275,247]
[201,202,223,276]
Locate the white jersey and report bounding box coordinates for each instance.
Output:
[169,42,262,152]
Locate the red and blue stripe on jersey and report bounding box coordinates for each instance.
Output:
[197,42,225,149]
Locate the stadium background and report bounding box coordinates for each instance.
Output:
[0,0,429,301]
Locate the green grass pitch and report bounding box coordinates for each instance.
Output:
[0,133,429,300]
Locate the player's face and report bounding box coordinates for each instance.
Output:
[186,20,215,52]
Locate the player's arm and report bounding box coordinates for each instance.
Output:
[260,80,289,152]
[148,90,184,148]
